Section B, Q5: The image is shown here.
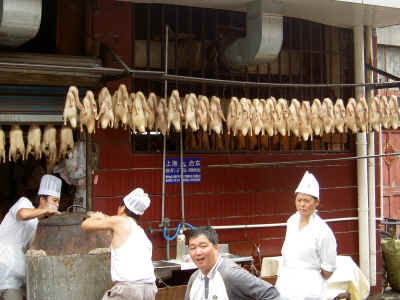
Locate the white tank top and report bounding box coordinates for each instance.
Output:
[110,218,156,284]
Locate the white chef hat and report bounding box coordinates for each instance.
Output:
[295,171,319,199]
[123,188,150,215]
[38,175,62,198]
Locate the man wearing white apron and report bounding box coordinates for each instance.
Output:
[0,175,62,300]
[275,171,337,300]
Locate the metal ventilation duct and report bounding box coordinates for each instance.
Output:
[224,0,283,66]
[0,0,42,47]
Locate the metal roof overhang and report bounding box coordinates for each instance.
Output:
[117,0,400,28]
[0,53,105,124]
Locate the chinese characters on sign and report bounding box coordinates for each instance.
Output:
[165,158,201,184]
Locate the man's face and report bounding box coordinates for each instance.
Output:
[188,234,219,276]
[45,196,60,211]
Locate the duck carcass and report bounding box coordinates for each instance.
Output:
[184,93,199,132]
[380,96,391,129]
[26,124,42,160]
[63,86,79,128]
[288,99,301,137]
[262,97,277,137]
[369,96,381,132]
[131,91,147,133]
[389,95,399,130]
[76,90,97,134]
[155,97,169,135]
[299,101,313,141]
[9,125,25,162]
[146,92,157,131]
[355,97,368,132]
[311,98,323,137]
[197,95,210,133]
[276,98,289,136]
[114,84,130,129]
[167,90,184,133]
[321,98,335,134]
[226,97,238,135]
[0,126,5,163]
[209,96,225,135]
[334,99,346,133]
[97,87,114,130]
[345,98,358,133]
[251,99,264,136]
[59,126,75,160]
[238,98,252,136]
[41,125,57,171]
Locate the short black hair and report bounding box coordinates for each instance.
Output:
[35,195,48,207]
[119,200,140,221]
[189,226,218,245]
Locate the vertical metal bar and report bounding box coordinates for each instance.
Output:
[320,24,324,98]
[86,132,92,212]
[175,6,179,89]
[299,19,304,100]
[131,4,136,91]
[201,8,206,95]
[180,126,185,222]
[146,4,151,93]
[162,24,169,259]
[309,22,313,100]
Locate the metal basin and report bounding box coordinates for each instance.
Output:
[153,260,180,280]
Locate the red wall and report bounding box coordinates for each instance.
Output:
[89,0,382,292]
[92,130,360,263]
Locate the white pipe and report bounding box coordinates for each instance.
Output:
[211,217,359,230]
[366,25,377,286]
[354,24,370,281]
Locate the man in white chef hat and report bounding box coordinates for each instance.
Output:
[275,170,337,300]
[82,187,157,300]
[0,174,62,300]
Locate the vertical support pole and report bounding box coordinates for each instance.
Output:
[354,24,370,280]
[86,132,93,212]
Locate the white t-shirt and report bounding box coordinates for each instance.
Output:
[276,212,337,300]
[0,197,38,290]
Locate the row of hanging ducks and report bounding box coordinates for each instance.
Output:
[0,125,74,167]
[63,84,400,142]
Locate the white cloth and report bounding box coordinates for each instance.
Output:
[189,256,229,300]
[326,256,370,300]
[123,188,150,215]
[111,218,155,284]
[0,197,38,290]
[276,212,337,300]
[37,175,62,198]
[295,171,320,199]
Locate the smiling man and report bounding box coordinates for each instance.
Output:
[185,226,280,300]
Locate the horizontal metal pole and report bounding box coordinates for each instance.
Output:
[208,152,400,168]
[212,217,358,230]
[0,61,399,90]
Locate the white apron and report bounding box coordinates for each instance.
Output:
[0,197,38,290]
[276,216,327,300]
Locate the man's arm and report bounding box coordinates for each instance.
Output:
[223,262,280,300]
[17,208,60,221]
[81,212,115,231]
